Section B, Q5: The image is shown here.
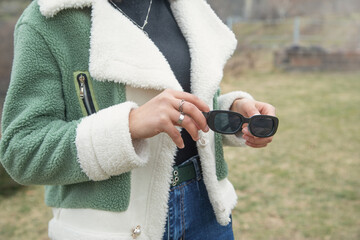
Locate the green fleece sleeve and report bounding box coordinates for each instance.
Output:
[0,23,89,185]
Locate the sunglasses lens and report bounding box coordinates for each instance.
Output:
[250,117,275,137]
[213,112,242,134]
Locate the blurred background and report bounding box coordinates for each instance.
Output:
[0,0,359,239]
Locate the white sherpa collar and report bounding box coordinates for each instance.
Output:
[37,0,237,103]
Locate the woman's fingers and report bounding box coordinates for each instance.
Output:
[245,141,268,148]
[243,134,273,147]
[231,98,276,149]
[255,101,276,116]
[164,90,210,144]
[231,98,276,118]
[171,98,208,132]
[129,89,210,147]
[172,111,200,141]
[242,128,273,148]
[170,89,210,113]
[162,121,185,149]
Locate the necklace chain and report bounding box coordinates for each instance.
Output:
[109,0,153,36]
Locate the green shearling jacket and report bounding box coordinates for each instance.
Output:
[0,0,253,239]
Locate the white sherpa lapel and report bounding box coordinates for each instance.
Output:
[89,0,183,91]
[170,0,237,103]
[38,0,237,103]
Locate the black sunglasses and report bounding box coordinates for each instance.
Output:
[203,110,279,138]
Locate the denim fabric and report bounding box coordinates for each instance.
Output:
[162,158,234,240]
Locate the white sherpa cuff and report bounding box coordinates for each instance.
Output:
[75,102,149,181]
[218,91,254,110]
[218,91,254,147]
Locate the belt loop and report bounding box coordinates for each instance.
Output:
[191,155,202,181]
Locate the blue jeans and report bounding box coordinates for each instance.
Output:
[162,158,234,240]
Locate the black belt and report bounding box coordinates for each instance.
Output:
[171,155,201,187]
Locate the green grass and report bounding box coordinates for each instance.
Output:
[0,186,51,240]
[222,70,360,240]
[1,70,359,240]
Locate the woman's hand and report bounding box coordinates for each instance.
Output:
[231,98,276,148]
[129,89,210,148]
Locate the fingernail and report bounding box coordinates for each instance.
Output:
[204,126,209,132]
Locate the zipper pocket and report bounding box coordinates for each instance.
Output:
[75,72,98,116]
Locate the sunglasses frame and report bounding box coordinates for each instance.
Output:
[203,110,279,138]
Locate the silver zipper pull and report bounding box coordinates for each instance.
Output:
[79,74,85,99]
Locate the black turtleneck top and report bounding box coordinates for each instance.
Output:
[110,0,198,165]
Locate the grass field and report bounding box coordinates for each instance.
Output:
[223,69,360,240]
[1,69,359,239]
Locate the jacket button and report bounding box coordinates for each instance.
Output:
[132,225,141,239]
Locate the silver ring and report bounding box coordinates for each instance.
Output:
[177,113,185,125]
[178,99,185,113]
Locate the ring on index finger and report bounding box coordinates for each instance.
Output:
[178,99,185,113]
